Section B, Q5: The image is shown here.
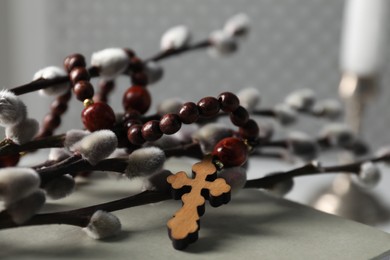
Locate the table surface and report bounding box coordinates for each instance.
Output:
[1,156,390,260]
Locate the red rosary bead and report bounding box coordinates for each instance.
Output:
[218,92,240,112]
[179,102,199,124]
[239,119,259,140]
[73,81,94,101]
[230,106,249,126]
[81,102,116,131]
[141,120,163,141]
[122,85,151,114]
[212,137,248,167]
[69,67,90,85]
[127,124,145,145]
[64,53,86,73]
[197,97,220,117]
[159,113,182,135]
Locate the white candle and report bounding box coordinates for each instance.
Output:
[340,0,389,76]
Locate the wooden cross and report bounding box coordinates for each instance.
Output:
[166,156,231,250]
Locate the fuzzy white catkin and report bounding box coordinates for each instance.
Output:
[33,66,70,96]
[6,189,46,224]
[172,124,199,143]
[273,104,297,126]
[145,135,182,150]
[223,13,250,39]
[357,162,381,189]
[237,87,261,112]
[208,30,238,57]
[319,123,356,147]
[126,147,166,178]
[218,167,247,194]
[64,129,90,150]
[160,25,191,51]
[71,130,118,165]
[142,169,173,193]
[157,98,184,116]
[0,89,27,127]
[44,174,75,200]
[287,131,318,161]
[91,48,129,80]
[144,62,164,85]
[284,89,315,111]
[192,123,234,154]
[83,210,121,240]
[5,118,39,144]
[48,148,71,162]
[312,99,342,120]
[0,167,40,205]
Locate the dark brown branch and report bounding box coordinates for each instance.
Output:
[0,190,171,230]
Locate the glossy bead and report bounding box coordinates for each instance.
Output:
[70,67,90,85]
[127,124,145,145]
[239,119,259,140]
[141,120,163,141]
[230,106,249,126]
[179,102,199,124]
[0,154,20,168]
[64,54,86,72]
[81,102,116,131]
[218,92,240,112]
[197,97,220,117]
[73,81,94,101]
[160,114,182,135]
[131,72,148,86]
[50,100,68,116]
[43,114,61,131]
[122,86,151,114]
[212,137,248,167]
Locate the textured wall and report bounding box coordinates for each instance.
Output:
[4,0,389,148]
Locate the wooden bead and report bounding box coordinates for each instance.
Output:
[64,54,86,73]
[197,97,220,117]
[43,114,61,131]
[239,119,259,140]
[127,124,145,145]
[141,120,163,141]
[122,85,151,114]
[179,102,199,124]
[160,114,182,135]
[81,102,116,131]
[73,81,94,101]
[212,137,248,167]
[218,92,240,112]
[230,106,249,126]
[131,72,148,86]
[0,154,20,168]
[50,100,68,116]
[70,67,90,85]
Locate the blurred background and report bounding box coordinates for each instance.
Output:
[1,0,390,231]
